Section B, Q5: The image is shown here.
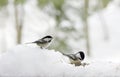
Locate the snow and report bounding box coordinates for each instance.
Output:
[0,45,120,77]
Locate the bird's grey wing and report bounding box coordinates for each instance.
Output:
[34,39,47,44]
[25,39,44,44]
[63,53,77,60]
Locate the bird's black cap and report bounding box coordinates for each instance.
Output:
[78,51,85,60]
[42,35,53,39]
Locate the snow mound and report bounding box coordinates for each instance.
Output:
[0,45,120,77]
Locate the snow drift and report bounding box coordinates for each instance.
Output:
[0,45,120,77]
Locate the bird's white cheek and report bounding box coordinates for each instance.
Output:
[76,54,81,59]
[44,38,52,42]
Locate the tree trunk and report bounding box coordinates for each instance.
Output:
[98,13,109,41]
[98,0,109,41]
[14,1,24,44]
[83,0,90,56]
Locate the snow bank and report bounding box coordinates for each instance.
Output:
[0,45,120,77]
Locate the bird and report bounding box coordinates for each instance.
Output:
[26,35,53,49]
[62,51,85,66]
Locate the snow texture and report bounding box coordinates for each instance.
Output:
[0,45,120,77]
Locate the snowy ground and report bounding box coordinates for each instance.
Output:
[0,45,120,77]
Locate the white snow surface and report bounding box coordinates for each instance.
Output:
[0,45,120,77]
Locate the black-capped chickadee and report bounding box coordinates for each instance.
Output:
[26,35,53,49]
[62,51,85,66]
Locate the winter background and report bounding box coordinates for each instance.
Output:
[0,0,120,77]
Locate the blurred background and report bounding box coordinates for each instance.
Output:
[0,0,120,61]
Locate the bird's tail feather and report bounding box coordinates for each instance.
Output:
[25,42,35,44]
[61,52,69,57]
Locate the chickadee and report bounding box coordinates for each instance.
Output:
[62,51,85,66]
[26,35,53,49]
